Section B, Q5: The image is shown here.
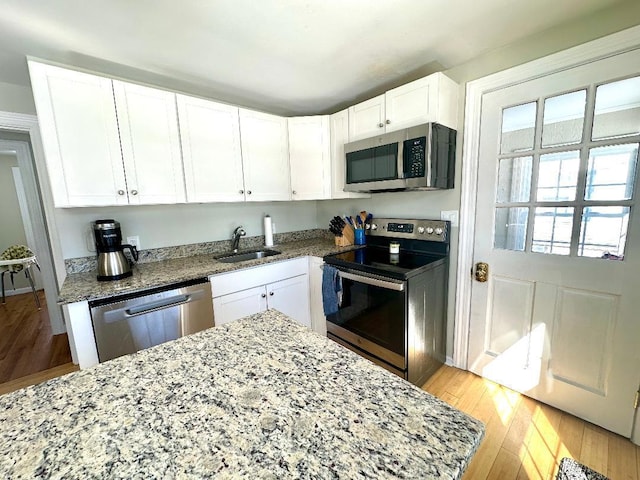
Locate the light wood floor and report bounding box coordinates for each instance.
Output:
[0,289,73,383]
[422,365,640,480]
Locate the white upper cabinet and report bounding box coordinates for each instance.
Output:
[113,81,186,205]
[329,109,369,199]
[239,109,291,202]
[177,95,245,202]
[348,95,385,142]
[288,116,331,200]
[28,61,127,207]
[348,72,459,141]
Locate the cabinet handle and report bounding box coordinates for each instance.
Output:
[377,122,384,128]
[117,190,125,196]
[269,291,274,296]
[239,190,244,194]
[261,293,266,298]
[386,119,391,124]
[130,190,138,196]
[247,190,252,195]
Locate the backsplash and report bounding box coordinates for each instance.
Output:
[65,229,331,274]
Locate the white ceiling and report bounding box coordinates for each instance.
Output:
[0,0,628,115]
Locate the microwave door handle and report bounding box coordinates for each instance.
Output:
[339,271,405,292]
[397,138,405,180]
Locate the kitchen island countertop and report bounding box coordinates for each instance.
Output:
[58,237,354,304]
[0,309,484,479]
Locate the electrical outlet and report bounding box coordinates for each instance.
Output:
[126,236,140,250]
[440,210,459,227]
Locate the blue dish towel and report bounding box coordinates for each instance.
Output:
[322,265,342,316]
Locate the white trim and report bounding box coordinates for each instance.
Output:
[2,286,39,297]
[454,24,640,371]
[11,167,39,287]
[0,114,66,334]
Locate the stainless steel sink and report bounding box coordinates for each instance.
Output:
[215,249,281,263]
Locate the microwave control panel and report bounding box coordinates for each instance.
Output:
[403,136,426,178]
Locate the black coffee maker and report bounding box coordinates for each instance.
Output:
[93,219,139,281]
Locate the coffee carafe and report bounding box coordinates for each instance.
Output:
[93,219,139,281]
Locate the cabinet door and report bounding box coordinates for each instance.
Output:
[308,257,326,335]
[212,286,267,327]
[266,275,311,328]
[384,76,434,132]
[329,109,370,200]
[348,94,385,141]
[113,81,185,204]
[28,62,127,207]
[288,116,330,200]
[177,95,245,202]
[239,109,290,202]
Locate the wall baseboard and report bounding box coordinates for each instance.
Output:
[2,286,38,297]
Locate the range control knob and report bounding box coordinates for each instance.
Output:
[417,226,425,234]
[435,227,444,235]
[426,227,434,234]
[370,223,378,231]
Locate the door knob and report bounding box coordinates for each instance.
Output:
[386,119,391,124]
[474,262,489,282]
[261,293,266,298]
[130,190,138,196]
[117,190,125,195]
[377,122,384,128]
[269,291,274,296]
[239,190,244,194]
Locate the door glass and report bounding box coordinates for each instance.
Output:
[346,148,375,183]
[542,90,586,147]
[494,207,528,251]
[501,102,537,154]
[537,150,580,201]
[592,76,640,141]
[373,143,398,180]
[578,206,629,259]
[497,156,532,203]
[585,144,639,201]
[532,207,574,255]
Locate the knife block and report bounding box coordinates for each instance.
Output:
[335,225,354,246]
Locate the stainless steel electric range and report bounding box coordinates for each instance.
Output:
[323,218,450,386]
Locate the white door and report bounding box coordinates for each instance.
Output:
[239,109,291,202]
[266,275,311,328]
[113,81,185,204]
[28,62,127,207]
[212,286,267,327]
[288,116,331,200]
[384,76,433,132]
[177,94,245,202]
[348,94,385,141]
[468,49,640,437]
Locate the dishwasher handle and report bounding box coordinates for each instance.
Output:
[124,294,193,318]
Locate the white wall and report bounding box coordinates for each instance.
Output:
[55,201,319,258]
[0,81,36,115]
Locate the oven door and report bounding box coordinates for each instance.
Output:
[326,269,407,370]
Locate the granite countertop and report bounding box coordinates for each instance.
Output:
[59,237,355,305]
[0,310,484,479]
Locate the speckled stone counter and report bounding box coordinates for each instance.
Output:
[0,310,484,479]
[59,237,356,304]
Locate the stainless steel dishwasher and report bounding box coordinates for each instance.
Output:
[89,278,214,362]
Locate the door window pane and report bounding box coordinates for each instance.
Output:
[501,102,537,154]
[592,76,640,141]
[542,90,586,147]
[497,156,532,203]
[494,207,528,251]
[537,150,580,201]
[532,207,574,255]
[585,143,638,201]
[578,206,629,260]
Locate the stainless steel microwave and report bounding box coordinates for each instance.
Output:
[344,122,456,192]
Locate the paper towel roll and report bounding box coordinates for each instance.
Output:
[264,215,274,247]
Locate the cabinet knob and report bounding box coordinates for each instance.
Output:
[292,190,297,195]
[117,190,125,196]
[261,293,266,298]
[247,190,252,195]
[269,291,274,296]
[377,122,384,128]
[130,190,138,196]
[386,119,391,124]
[239,190,244,194]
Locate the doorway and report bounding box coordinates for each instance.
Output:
[0,133,72,384]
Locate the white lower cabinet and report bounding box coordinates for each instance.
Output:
[209,258,311,328]
[308,256,327,336]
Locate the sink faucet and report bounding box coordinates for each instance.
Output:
[231,226,246,253]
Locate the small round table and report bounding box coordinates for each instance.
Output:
[0,256,41,309]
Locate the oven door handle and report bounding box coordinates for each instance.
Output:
[339,270,405,292]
